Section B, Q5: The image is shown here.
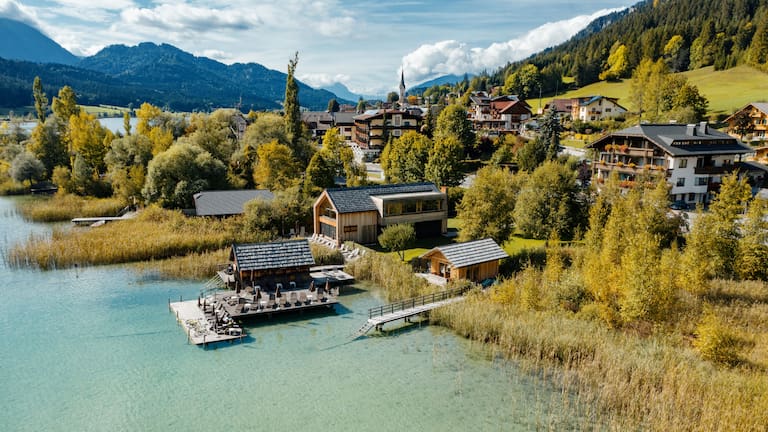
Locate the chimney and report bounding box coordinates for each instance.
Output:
[698,121,708,135]
[686,124,696,136]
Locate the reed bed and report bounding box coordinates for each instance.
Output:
[345,251,433,301]
[18,194,127,222]
[6,206,256,269]
[309,243,345,266]
[430,286,768,431]
[133,248,230,280]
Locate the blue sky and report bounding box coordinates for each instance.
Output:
[1,0,629,95]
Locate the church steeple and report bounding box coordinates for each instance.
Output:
[399,68,406,107]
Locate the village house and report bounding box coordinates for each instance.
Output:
[419,238,509,283]
[572,96,627,122]
[467,92,532,134]
[589,122,757,205]
[312,182,447,247]
[725,102,768,142]
[353,109,422,151]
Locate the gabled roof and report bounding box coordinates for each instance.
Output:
[231,240,315,271]
[324,182,441,214]
[546,98,573,113]
[725,102,768,122]
[589,123,753,157]
[193,190,274,216]
[420,238,509,268]
[577,95,627,111]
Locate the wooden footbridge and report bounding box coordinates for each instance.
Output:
[352,287,469,339]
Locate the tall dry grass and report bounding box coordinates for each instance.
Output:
[430,280,768,431]
[6,206,261,269]
[18,194,127,222]
[345,251,433,301]
[132,248,230,280]
[431,268,768,431]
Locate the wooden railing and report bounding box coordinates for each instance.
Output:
[368,287,468,319]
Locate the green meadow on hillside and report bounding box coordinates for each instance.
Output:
[543,66,768,119]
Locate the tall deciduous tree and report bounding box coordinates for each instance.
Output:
[425,135,464,187]
[27,118,67,178]
[457,165,522,244]
[253,140,300,191]
[381,130,432,183]
[434,104,474,156]
[10,151,45,184]
[284,52,302,152]
[32,76,48,123]
[142,143,228,208]
[513,161,584,240]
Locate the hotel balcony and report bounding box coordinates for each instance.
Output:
[693,164,736,175]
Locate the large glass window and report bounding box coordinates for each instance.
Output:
[320,223,336,239]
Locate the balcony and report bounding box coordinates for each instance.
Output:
[694,164,736,175]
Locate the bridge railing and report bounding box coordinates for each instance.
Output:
[368,286,469,319]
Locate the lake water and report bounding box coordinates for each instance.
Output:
[7,117,138,136]
[0,197,584,431]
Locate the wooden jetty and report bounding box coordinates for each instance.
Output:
[352,287,469,338]
[169,298,244,346]
[213,285,339,320]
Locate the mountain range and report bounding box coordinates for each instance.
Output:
[0,19,346,111]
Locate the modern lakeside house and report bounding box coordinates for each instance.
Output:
[312,182,448,247]
[589,122,759,205]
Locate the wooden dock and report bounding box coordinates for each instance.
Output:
[169,299,244,346]
[352,287,469,338]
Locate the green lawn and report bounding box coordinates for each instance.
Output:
[543,65,768,119]
[385,218,547,263]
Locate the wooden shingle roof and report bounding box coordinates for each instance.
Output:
[194,190,273,216]
[421,238,509,268]
[325,182,440,214]
[231,240,315,271]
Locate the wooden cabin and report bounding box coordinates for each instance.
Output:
[313,182,447,247]
[229,240,316,291]
[419,238,508,282]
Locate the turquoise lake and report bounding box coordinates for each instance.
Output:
[0,197,585,431]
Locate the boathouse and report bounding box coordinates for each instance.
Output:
[419,238,508,282]
[312,182,447,247]
[228,240,316,291]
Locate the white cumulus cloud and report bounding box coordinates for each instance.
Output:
[0,0,43,30]
[402,7,626,85]
[121,4,260,32]
[298,73,352,88]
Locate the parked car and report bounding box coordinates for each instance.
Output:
[669,200,689,210]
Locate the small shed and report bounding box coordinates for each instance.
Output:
[419,238,509,282]
[230,240,316,291]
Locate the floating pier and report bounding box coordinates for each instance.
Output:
[169,298,244,346]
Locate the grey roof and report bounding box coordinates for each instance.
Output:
[590,123,753,157]
[422,238,509,268]
[324,182,440,214]
[194,190,274,216]
[231,240,315,271]
[331,112,356,124]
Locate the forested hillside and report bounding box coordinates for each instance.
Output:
[493,0,768,97]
